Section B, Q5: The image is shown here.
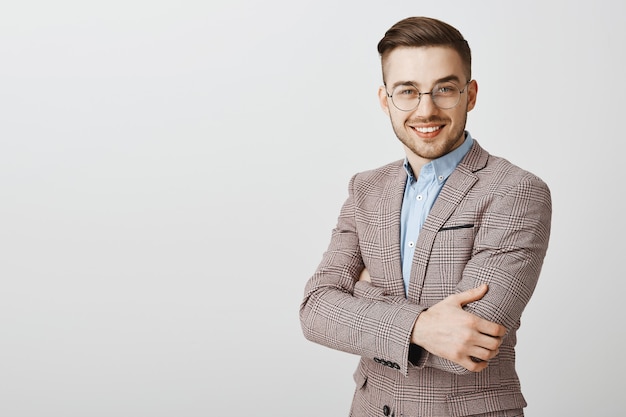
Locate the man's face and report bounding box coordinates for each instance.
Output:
[378,46,477,167]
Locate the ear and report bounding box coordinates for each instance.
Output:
[378,85,391,115]
[466,79,478,112]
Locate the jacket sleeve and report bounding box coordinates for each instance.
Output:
[417,172,552,374]
[459,173,552,327]
[299,174,425,377]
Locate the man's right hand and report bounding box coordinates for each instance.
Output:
[410,284,506,372]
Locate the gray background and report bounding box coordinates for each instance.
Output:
[1,1,623,416]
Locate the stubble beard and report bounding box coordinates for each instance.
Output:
[391,111,468,161]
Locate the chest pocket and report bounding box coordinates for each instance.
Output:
[419,224,475,303]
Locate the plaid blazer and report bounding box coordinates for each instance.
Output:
[300,140,552,417]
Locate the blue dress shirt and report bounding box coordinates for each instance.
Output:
[400,132,474,295]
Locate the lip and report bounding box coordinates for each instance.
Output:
[410,123,445,139]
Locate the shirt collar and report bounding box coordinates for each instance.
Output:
[403,131,474,184]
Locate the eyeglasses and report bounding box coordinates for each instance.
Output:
[386,81,470,111]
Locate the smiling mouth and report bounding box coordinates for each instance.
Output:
[414,125,442,133]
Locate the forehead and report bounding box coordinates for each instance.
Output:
[382,46,465,86]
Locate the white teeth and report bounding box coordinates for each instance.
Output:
[415,126,441,133]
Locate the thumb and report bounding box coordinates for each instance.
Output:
[453,284,488,307]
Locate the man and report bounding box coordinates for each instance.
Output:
[299,16,552,417]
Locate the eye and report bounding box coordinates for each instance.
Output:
[392,84,419,99]
[394,85,419,97]
[434,84,458,96]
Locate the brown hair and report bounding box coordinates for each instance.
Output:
[377,16,471,81]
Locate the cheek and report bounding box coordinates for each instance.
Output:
[451,105,469,122]
[389,112,408,128]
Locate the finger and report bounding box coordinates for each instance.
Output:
[475,333,503,352]
[463,356,489,372]
[470,343,500,362]
[477,321,507,338]
[452,284,488,306]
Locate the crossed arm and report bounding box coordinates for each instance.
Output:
[301,170,551,375]
[358,269,506,372]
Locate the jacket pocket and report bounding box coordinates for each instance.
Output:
[446,387,526,417]
[439,223,474,231]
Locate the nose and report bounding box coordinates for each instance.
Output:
[414,92,437,116]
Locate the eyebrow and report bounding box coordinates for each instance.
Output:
[389,75,463,89]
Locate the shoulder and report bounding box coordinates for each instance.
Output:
[466,140,550,194]
[485,155,550,194]
[348,159,405,193]
[465,145,551,209]
[352,159,404,183]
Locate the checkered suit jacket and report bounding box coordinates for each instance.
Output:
[300,140,552,417]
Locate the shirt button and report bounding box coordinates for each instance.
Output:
[408,241,415,248]
[416,195,423,201]
[438,175,444,181]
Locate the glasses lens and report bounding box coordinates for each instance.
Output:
[391,84,420,111]
[431,83,461,109]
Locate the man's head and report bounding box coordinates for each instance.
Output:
[376,17,477,169]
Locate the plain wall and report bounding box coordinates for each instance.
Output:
[1,1,623,416]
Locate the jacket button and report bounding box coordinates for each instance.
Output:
[383,405,390,416]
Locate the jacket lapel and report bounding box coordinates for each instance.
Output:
[378,162,408,297]
[406,141,489,302]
